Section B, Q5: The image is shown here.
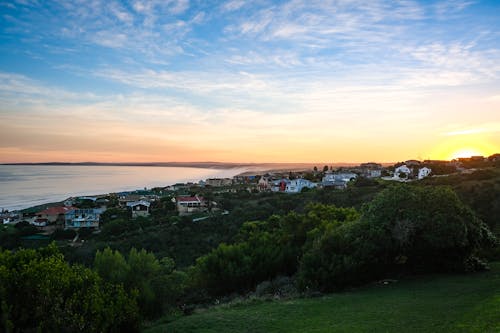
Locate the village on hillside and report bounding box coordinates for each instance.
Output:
[1,154,499,237]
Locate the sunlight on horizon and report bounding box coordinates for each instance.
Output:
[450,149,485,159]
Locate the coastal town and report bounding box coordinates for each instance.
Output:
[1,154,498,236]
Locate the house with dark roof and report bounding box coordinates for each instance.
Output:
[126,200,151,218]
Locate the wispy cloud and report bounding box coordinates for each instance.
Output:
[442,123,500,136]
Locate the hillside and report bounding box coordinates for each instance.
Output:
[145,263,500,333]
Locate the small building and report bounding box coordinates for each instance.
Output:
[126,201,151,218]
[488,153,500,162]
[65,208,103,229]
[36,206,76,224]
[258,175,273,191]
[322,172,357,183]
[271,179,290,192]
[32,218,49,227]
[366,169,382,178]
[394,165,412,179]
[418,167,432,180]
[176,196,207,215]
[205,178,233,187]
[322,179,349,190]
[360,162,382,169]
[285,178,317,193]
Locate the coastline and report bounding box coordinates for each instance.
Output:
[0,165,246,212]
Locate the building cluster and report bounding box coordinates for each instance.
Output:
[5,154,499,233]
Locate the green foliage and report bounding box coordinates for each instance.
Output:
[0,243,140,332]
[100,207,130,224]
[100,218,139,238]
[191,204,360,296]
[298,184,496,291]
[94,247,187,319]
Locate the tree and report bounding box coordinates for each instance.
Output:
[94,247,186,319]
[298,184,496,291]
[323,165,329,172]
[0,243,140,332]
[94,247,129,284]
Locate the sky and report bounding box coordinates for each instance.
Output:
[0,0,499,163]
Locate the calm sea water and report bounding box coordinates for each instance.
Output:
[0,165,244,211]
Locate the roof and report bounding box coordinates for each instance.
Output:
[176,196,205,203]
[126,200,151,208]
[38,206,77,215]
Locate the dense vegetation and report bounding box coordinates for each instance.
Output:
[190,185,495,298]
[0,244,139,332]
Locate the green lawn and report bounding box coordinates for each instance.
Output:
[144,263,500,333]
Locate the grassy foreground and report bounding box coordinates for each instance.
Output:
[145,263,500,333]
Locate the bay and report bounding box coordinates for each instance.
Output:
[0,165,244,211]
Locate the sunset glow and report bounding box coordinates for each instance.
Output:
[1,1,499,163]
[451,149,485,160]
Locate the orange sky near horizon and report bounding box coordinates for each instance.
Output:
[1,1,499,164]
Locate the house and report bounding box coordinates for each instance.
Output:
[322,179,349,189]
[488,153,500,162]
[285,178,317,193]
[271,179,290,192]
[366,169,382,178]
[1,210,19,224]
[164,183,190,191]
[126,201,151,218]
[418,167,432,180]
[65,208,103,229]
[32,218,49,227]
[176,196,207,215]
[360,162,382,169]
[258,175,273,191]
[35,206,76,224]
[118,194,158,207]
[394,165,412,179]
[322,172,357,183]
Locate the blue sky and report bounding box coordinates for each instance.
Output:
[1,0,499,162]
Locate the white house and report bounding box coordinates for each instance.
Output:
[285,178,317,193]
[322,172,357,183]
[270,179,290,192]
[394,165,412,179]
[418,167,432,180]
[176,196,208,215]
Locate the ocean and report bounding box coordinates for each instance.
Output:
[0,165,244,211]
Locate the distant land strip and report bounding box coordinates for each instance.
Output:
[0,161,378,170]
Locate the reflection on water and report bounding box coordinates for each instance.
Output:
[0,165,244,211]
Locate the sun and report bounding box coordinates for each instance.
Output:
[450,148,484,160]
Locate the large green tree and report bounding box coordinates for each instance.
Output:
[298,184,496,291]
[0,243,139,333]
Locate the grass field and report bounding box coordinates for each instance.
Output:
[144,263,500,333]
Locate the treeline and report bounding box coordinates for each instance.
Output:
[190,185,496,297]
